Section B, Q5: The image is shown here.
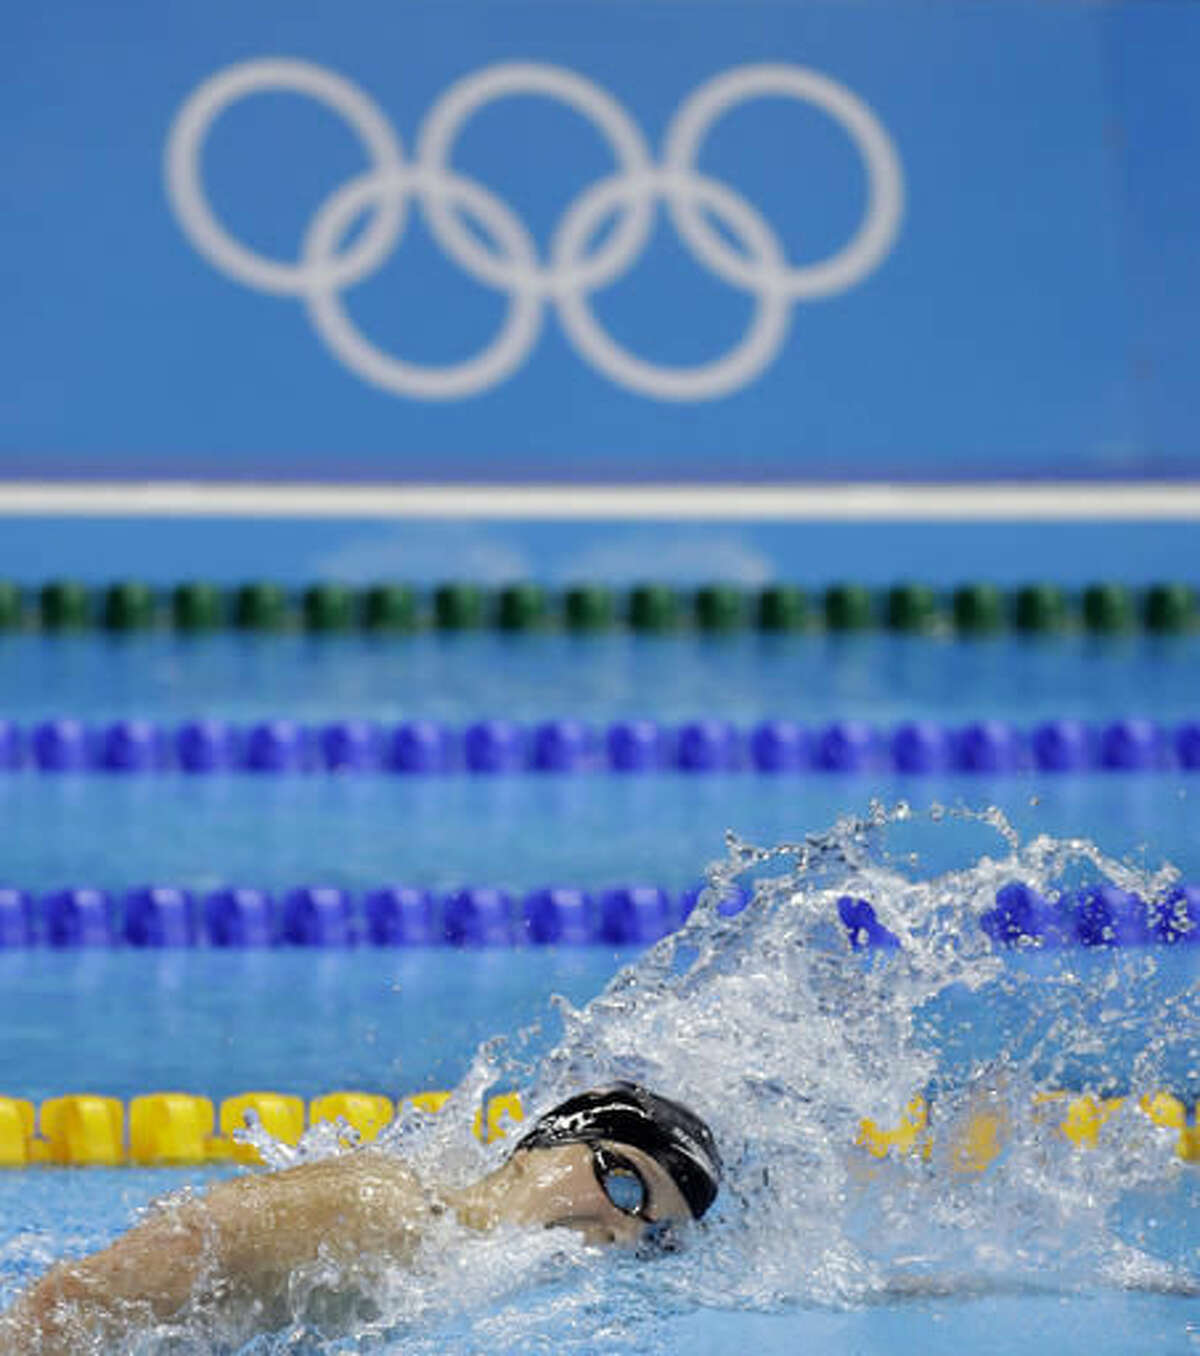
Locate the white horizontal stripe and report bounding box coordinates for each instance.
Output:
[0,481,1197,521]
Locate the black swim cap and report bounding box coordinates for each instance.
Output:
[516,1081,721,1220]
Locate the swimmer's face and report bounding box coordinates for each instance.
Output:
[507,1141,692,1247]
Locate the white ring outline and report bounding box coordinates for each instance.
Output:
[165,57,905,400]
[415,62,656,298]
[553,170,792,401]
[302,165,543,399]
[165,58,407,297]
[663,64,904,299]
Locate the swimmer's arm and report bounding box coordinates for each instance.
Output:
[1,1194,211,1352]
[0,1152,426,1353]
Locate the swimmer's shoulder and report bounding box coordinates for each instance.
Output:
[216,1148,422,1194]
[204,1150,434,1264]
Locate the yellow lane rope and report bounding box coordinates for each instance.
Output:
[0,1089,1196,1169]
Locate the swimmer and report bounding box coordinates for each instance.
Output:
[1,1081,720,1352]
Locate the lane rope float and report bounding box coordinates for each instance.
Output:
[1,1088,1195,1169]
[1,882,1196,949]
[0,580,1194,635]
[5,716,1200,775]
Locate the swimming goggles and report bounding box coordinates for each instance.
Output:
[591,1143,650,1218]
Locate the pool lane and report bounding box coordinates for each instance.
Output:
[0,774,1196,888]
[1,632,1198,724]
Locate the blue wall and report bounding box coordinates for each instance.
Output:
[1,0,1197,482]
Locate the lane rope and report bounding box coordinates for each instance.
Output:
[2,882,1196,949]
[1,1088,1195,1169]
[0,579,1195,634]
[5,716,1200,775]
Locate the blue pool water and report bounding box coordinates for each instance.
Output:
[0,773,1198,890]
[1,631,1198,726]
[0,1166,1194,1353]
[0,564,1197,1351]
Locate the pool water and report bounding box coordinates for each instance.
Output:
[0,597,1197,1350]
[1,1167,1196,1355]
[0,1165,1193,1353]
[1,630,1198,726]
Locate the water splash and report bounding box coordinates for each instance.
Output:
[222,801,1197,1352]
[40,804,1200,1351]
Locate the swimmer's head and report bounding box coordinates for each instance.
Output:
[498,1082,721,1246]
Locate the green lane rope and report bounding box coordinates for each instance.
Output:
[0,581,1194,635]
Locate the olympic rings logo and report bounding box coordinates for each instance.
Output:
[165,59,904,402]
